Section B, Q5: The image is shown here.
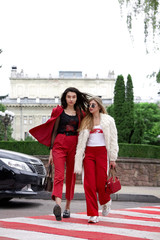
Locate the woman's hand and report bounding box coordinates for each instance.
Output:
[49,150,53,165]
[110,161,116,169]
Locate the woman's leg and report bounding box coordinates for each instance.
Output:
[52,135,67,221]
[64,199,71,210]
[55,197,61,206]
[83,147,98,216]
[52,135,66,201]
[95,147,111,205]
[65,135,77,204]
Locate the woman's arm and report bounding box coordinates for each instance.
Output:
[74,129,89,174]
[109,118,119,169]
[49,116,60,164]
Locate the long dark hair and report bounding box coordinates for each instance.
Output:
[61,87,90,115]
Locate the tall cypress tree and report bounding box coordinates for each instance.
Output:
[131,109,145,144]
[123,74,134,143]
[114,75,125,142]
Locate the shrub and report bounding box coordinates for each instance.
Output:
[0,141,160,159]
[0,141,49,155]
[118,143,160,159]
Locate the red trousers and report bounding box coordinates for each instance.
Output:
[83,146,111,216]
[51,134,78,201]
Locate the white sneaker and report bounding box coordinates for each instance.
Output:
[102,199,112,216]
[88,216,99,223]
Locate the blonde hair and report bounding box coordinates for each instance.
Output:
[79,96,107,131]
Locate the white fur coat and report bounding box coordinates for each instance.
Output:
[74,113,119,174]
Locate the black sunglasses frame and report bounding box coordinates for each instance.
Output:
[88,103,96,108]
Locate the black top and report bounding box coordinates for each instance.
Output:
[57,111,79,134]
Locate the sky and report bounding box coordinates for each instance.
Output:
[0,0,160,99]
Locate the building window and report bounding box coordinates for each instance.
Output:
[42,116,46,123]
[24,116,27,125]
[29,116,33,124]
[55,96,59,103]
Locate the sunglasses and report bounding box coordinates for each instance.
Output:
[88,103,96,108]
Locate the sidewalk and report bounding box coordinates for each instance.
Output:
[73,184,160,203]
[35,184,160,203]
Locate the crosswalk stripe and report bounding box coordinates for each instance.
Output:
[106,213,160,222]
[29,214,160,232]
[108,210,160,219]
[0,219,151,240]
[121,206,160,209]
[0,221,145,240]
[70,213,160,227]
[126,207,160,212]
[0,236,17,240]
[145,206,160,209]
[0,206,160,240]
[1,216,160,239]
[117,209,160,214]
[0,228,84,240]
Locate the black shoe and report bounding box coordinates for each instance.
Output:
[63,209,70,218]
[53,204,62,221]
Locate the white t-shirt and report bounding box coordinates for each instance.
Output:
[87,125,106,146]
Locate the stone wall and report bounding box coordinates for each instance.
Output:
[37,156,160,186]
[117,157,160,186]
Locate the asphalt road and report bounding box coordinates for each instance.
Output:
[0,198,159,219]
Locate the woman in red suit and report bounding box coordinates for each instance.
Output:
[29,87,89,221]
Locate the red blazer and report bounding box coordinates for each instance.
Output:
[29,105,84,147]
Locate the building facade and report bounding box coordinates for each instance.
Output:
[1,67,115,140]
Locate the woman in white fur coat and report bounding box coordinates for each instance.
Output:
[74,96,119,223]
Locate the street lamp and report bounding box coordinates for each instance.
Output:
[0,110,15,141]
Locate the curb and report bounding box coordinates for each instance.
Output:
[26,191,160,203]
[111,193,160,203]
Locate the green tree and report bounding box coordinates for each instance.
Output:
[0,103,6,112]
[156,69,160,83]
[131,109,145,144]
[123,74,134,143]
[133,103,160,145]
[0,104,6,140]
[0,104,13,141]
[0,51,13,141]
[113,75,125,142]
[24,136,36,142]
[118,0,160,51]
[106,104,114,117]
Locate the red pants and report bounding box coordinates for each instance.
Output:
[83,146,111,216]
[51,134,78,201]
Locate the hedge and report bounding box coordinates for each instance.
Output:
[0,141,49,155]
[0,141,160,159]
[118,143,160,159]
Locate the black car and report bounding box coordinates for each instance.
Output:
[0,149,46,202]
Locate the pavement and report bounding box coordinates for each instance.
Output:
[33,184,160,203]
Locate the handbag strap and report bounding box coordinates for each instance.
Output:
[108,167,116,181]
[47,164,53,178]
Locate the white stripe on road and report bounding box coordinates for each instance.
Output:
[108,210,160,219]
[2,216,160,240]
[0,227,84,240]
[124,207,160,212]
[70,213,160,227]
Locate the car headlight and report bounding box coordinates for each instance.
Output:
[0,158,33,172]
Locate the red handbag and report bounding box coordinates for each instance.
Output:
[106,168,121,194]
